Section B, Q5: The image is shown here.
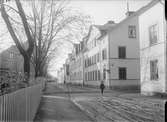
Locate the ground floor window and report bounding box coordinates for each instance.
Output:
[150,59,159,80]
[103,69,106,80]
[119,67,126,80]
[98,70,100,80]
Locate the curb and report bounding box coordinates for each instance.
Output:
[72,99,97,122]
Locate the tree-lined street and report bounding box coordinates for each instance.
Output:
[34,82,165,122]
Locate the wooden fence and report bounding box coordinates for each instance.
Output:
[0,81,45,122]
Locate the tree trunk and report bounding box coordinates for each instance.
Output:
[23,55,30,83]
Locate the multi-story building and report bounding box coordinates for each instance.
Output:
[83,22,115,87]
[0,45,35,78]
[68,42,84,85]
[64,58,70,84]
[107,11,141,90]
[57,67,64,84]
[0,46,24,74]
[63,12,141,89]
[139,0,166,95]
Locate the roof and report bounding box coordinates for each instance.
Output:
[84,22,116,43]
[82,0,161,49]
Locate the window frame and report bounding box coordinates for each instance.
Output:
[128,25,136,38]
[118,46,126,59]
[149,24,158,46]
[150,59,159,81]
[119,67,127,80]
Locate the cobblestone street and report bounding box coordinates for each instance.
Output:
[34,83,165,122]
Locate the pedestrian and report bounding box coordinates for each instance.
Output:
[100,81,105,95]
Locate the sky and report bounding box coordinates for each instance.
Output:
[0,0,152,77]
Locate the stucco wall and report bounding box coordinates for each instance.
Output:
[84,34,109,86]
[139,2,166,94]
[108,15,140,88]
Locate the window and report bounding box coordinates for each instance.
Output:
[88,72,90,81]
[95,70,97,81]
[119,67,126,80]
[66,65,69,75]
[88,58,90,66]
[128,25,136,38]
[85,60,87,67]
[85,73,87,81]
[93,56,94,64]
[95,55,96,64]
[92,71,94,81]
[103,69,106,80]
[97,53,100,62]
[149,24,158,45]
[102,49,107,60]
[118,46,126,59]
[98,70,101,80]
[10,52,14,59]
[150,60,159,80]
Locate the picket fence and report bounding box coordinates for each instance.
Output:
[0,81,45,122]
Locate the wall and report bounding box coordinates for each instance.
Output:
[108,14,140,89]
[0,45,35,77]
[84,33,109,87]
[69,52,83,84]
[139,2,166,94]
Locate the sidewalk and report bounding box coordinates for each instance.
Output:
[34,96,93,122]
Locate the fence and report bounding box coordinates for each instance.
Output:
[0,81,45,122]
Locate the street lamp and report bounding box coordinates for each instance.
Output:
[104,68,111,73]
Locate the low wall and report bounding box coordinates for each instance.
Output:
[0,81,45,122]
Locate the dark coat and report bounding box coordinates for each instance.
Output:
[100,83,105,89]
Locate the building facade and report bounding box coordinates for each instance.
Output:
[68,42,84,85]
[139,0,166,94]
[64,58,70,84]
[107,11,140,90]
[57,67,64,84]
[0,46,24,74]
[83,24,111,87]
[0,45,35,78]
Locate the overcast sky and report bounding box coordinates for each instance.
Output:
[0,0,152,77]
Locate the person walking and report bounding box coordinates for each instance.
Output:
[100,81,105,95]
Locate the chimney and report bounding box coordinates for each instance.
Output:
[125,11,135,17]
[125,0,135,17]
[107,20,115,24]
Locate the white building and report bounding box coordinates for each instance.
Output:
[57,67,64,84]
[139,0,166,95]
[68,42,84,85]
[83,25,107,86]
[107,11,141,90]
[83,11,141,90]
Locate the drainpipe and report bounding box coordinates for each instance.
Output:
[107,33,111,89]
[82,51,85,87]
[165,8,167,92]
[160,0,167,92]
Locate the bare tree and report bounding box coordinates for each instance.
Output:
[1,0,34,83]
[28,0,90,77]
[0,0,91,79]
